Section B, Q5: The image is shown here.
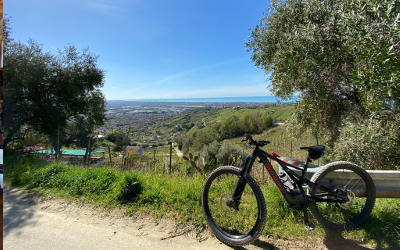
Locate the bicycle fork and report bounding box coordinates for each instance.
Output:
[226,156,253,211]
[226,176,247,211]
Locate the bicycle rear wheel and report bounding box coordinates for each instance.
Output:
[202,166,266,247]
[309,161,376,231]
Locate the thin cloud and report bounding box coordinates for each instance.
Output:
[121,83,271,100]
[155,57,248,84]
[127,84,150,92]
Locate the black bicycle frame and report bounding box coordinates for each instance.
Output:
[232,145,348,210]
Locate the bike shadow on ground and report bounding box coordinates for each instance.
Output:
[3,187,44,238]
[323,215,400,250]
[230,239,275,250]
[346,211,400,250]
[323,229,372,250]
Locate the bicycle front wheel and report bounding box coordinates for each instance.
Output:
[309,161,376,231]
[202,166,266,247]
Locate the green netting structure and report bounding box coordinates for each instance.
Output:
[33,150,105,156]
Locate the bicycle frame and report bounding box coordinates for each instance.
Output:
[233,144,349,211]
[205,135,376,241]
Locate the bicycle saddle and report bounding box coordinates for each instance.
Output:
[299,145,325,160]
[299,145,325,152]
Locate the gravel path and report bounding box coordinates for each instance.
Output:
[3,187,372,250]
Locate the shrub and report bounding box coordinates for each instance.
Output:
[109,173,142,204]
[197,140,220,162]
[216,141,244,166]
[327,118,400,170]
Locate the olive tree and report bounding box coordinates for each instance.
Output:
[246,0,399,140]
[246,0,400,169]
[4,17,107,154]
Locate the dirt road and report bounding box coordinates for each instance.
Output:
[3,187,232,250]
[3,187,372,250]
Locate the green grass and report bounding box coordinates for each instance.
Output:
[4,155,400,249]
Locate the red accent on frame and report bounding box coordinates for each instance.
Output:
[292,161,301,166]
[270,151,281,158]
[264,163,285,191]
[282,159,289,163]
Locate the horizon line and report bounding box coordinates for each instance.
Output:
[106,95,296,101]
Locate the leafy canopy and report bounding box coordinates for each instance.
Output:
[4,16,107,150]
[246,0,400,141]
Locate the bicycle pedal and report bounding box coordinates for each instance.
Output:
[305,223,315,231]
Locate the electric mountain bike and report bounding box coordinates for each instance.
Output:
[201,134,376,247]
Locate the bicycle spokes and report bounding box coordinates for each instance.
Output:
[310,163,375,229]
[206,171,260,235]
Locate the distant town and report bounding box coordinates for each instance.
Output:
[97,100,283,146]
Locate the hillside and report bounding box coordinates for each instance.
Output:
[168,104,294,136]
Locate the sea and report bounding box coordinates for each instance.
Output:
[123,96,298,103]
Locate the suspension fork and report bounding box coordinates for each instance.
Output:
[227,154,255,210]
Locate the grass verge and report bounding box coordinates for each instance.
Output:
[4,155,400,249]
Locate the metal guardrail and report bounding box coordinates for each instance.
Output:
[279,157,400,198]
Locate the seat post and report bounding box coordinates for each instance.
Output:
[300,155,311,181]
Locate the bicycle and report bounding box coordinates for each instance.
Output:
[201,134,376,247]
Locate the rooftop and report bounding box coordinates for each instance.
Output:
[34,149,105,156]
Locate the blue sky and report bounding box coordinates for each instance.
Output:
[6,0,271,100]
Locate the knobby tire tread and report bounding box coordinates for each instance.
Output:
[309,161,376,231]
[202,166,267,247]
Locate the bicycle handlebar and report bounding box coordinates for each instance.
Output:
[242,133,270,147]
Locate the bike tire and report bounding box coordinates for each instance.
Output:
[309,161,376,231]
[202,166,266,247]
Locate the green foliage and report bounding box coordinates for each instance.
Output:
[32,164,118,196]
[4,156,400,247]
[177,110,274,153]
[260,184,305,237]
[182,149,219,174]
[246,0,400,167]
[197,140,220,161]
[216,141,244,166]
[357,198,400,248]
[201,155,218,173]
[105,130,130,152]
[129,172,206,228]
[3,17,106,151]
[184,139,245,173]
[108,173,142,204]
[246,0,400,142]
[4,156,48,187]
[261,113,273,129]
[327,116,400,170]
[221,115,241,138]
[192,126,221,151]
[182,153,201,173]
